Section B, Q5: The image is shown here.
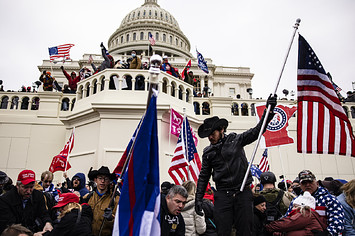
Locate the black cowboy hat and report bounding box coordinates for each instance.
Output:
[198,116,228,138]
[88,166,116,181]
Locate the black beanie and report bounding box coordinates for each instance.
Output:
[254,195,266,206]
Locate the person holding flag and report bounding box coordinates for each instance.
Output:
[195,95,277,236]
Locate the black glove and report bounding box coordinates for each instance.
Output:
[266,94,277,111]
[60,66,64,70]
[103,207,113,221]
[195,200,204,216]
[100,42,104,48]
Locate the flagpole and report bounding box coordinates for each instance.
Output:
[64,127,75,173]
[183,108,191,180]
[169,108,172,153]
[98,55,162,236]
[240,18,301,192]
[277,146,288,191]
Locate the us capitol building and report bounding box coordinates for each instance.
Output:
[1,0,354,184]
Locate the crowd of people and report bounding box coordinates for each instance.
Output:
[0,96,354,236]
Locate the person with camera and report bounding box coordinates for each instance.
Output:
[195,95,277,236]
[0,170,53,234]
[39,71,55,91]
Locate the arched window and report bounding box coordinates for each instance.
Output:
[143,10,146,16]
[241,103,249,116]
[126,34,130,42]
[10,96,19,109]
[176,38,178,45]
[71,98,76,111]
[21,97,29,110]
[121,36,124,43]
[178,86,183,100]
[170,36,172,44]
[160,12,163,18]
[232,102,239,116]
[140,32,144,40]
[135,75,145,90]
[133,33,136,41]
[61,98,70,111]
[186,89,190,102]
[31,97,40,110]
[171,82,176,97]
[194,102,200,115]
[93,80,97,94]
[0,96,9,109]
[162,79,167,93]
[202,102,210,115]
[156,32,159,41]
[351,106,355,119]
[163,34,166,42]
[149,10,151,16]
[101,77,105,91]
[138,11,140,17]
[86,83,90,97]
[155,11,157,17]
[132,12,135,18]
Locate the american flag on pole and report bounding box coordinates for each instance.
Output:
[168,117,202,185]
[297,34,355,157]
[48,44,75,61]
[258,149,269,172]
[148,32,156,46]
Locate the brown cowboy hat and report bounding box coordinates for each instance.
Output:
[198,116,228,138]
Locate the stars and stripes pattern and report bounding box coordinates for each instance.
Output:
[332,81,342,94]
[258,149,269,172]
[148,32,156,46]
[286,186,344,235]
[297,34,355,157]
[250,164,262,179]
[48,44,75,61]
[168,117,202,185]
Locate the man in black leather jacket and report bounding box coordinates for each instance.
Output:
[195,95,277,236]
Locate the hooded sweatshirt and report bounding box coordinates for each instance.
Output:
[72,173,89,197]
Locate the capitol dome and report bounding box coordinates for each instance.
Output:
[108,0,192,58]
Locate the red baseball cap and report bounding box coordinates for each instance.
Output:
[53,193,79,209]
[17,170,36,185]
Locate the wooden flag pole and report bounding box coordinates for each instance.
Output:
[240,18,301,192]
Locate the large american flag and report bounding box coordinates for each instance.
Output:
[148,32,156,46]
[48,44,75,61]
[168,117,201,185]
[258,149,269,172]
[297,34,355,157]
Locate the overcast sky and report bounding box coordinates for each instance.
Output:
[1,0,354,99]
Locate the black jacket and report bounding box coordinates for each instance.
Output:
[196,111,273,201]
[43,204,93,236]
[253,207,267,236]
[161,196,185,236]
[0,187,52,234]
[200,199,217,236]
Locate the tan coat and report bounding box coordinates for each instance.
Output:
[129,57,142,69]
[85,191,119,236]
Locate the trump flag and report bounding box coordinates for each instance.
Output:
[113,94,160,236]
[256,104,297,148]
[49,128,74,173]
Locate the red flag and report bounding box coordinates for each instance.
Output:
[49,129,74,173]
[181,59,192,79]
[256,104,297,147]
[297,35,355,157]
[258,149,270,172]
[168,117,201,185]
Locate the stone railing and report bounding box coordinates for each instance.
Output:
[75,69,195,104]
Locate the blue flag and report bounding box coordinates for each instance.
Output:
[113,94,160,236]
[196,49,209,74]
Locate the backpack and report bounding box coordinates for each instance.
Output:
[265,189,284,223]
